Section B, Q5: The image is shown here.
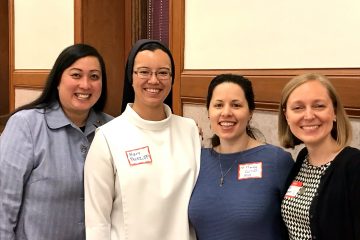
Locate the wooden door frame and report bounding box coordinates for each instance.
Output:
[0,0,9,115]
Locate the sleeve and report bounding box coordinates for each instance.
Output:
[187,118,202,180]
[349,153,360,238]
[0,114,34,239]
[84,128,115,240]
[275,149,295,196]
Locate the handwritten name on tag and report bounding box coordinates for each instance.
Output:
[238,162,262,180]
[126,146,152,166]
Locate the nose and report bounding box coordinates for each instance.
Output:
[79,77,91,89]
[304,107,315,120]
[147,72,160,84]
[221,105,232,116]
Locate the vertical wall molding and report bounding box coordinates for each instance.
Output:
[0,0,9,114]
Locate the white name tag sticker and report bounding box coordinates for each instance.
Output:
[285,181,303,198]
[238,162,262,180]
[126,146,152,166]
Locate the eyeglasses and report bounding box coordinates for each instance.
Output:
[133,68,172,80]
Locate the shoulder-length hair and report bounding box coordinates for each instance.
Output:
[278,73,352,148]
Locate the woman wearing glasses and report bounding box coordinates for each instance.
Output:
[84,39,201,240]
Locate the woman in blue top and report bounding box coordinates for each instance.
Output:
[0,44,113,240]
[189,74,294,240]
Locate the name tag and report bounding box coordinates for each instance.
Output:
[126,146,152,166]
[285,181,303,198]
[238,162,262,180]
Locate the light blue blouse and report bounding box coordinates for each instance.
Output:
[0,102,113,240]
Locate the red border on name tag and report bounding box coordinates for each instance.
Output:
[238,162,262,180]
[126,146,152,166]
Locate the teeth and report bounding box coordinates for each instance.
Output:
[220,122,234,126]
[76,93,90,99]
[302,125,319,130]
[146,88,160,93]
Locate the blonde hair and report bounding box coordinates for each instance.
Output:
[278,73,352,148]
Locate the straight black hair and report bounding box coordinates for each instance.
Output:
[13,43,107,115]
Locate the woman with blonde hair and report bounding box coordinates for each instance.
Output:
[278,73,360,240]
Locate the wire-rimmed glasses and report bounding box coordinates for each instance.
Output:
[133,67,172,81]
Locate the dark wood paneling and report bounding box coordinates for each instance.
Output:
[180,69,360,118]
[169,0,185,115]
[0,0,9,114]
[0,114,10,133]
[9,0,15,111]
[82,0,127,117]
[74,0,82,43]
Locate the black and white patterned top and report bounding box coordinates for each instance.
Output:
[281,157,331,240]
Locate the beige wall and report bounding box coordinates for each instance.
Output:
[184,0,360,69]
[14,0,74,107]
[183,0,360,152]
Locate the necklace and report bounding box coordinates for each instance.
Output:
[218,153,238,187]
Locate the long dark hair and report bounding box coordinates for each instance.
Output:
[13,43,107,115]
[121,39,175,113]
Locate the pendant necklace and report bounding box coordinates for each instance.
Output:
[218,153,238,187]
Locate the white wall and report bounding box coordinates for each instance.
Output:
[185,0,360,69]
[14,0,74,107]
[15,0,74,69]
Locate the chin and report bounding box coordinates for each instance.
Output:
[73,104,93,112]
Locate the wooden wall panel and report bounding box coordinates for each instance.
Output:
[180,69,360,117]
[81,0,127,117]
[0,0,9,114]
[12,70,49,88]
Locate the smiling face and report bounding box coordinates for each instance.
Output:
[57,56,102,123]
[132,49,172,112]
[285,80,336,148]
[208,82,252,145]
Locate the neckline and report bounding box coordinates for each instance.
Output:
[213,144,266,157]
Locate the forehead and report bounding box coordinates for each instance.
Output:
[133,49,171,67]
[288,80,331,103]
[67,56,101,70]
[212,82,246,100]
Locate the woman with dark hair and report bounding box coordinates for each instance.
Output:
[279,73,359,240]
[84,39,201,240]
[0,43,113,240]
[188,74,293,240]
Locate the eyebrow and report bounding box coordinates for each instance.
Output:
[135,66,171,70]
[69,68,101,72]
[213,99,243,103]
